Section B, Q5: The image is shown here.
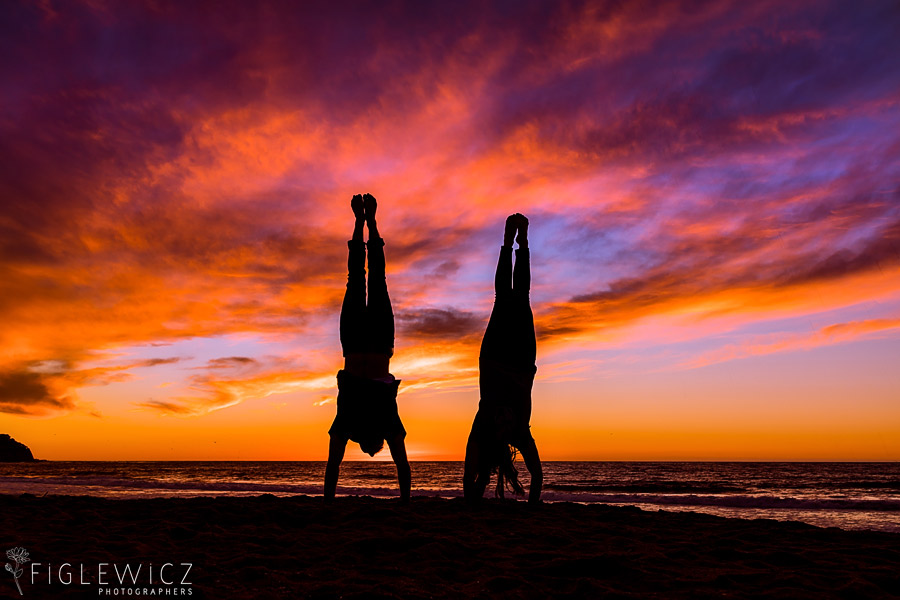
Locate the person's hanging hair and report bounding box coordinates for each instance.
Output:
[495,444,525,498]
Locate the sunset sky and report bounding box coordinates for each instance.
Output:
[2,0,899,461]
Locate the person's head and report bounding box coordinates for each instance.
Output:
[476,432,524,498]
[360,437,385,457]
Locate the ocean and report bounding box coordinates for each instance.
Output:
[1,461,898,533]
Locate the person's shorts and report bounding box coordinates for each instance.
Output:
[328,370,406,456]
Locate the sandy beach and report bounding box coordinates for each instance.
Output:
[1,494,898,598]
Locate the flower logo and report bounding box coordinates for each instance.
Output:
[5,547,29,596]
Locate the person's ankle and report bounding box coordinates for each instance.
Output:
[504,214,517,247]
[515,213,529,248]
[351,194,365,220]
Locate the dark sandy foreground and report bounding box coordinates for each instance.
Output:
[1,494,898,599]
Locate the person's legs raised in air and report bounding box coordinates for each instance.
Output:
[479,214,518,363]
[511,213,536,368]
[362,193,394,359]
[339,194,367,357]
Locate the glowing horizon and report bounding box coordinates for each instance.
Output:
[1,0,899,460]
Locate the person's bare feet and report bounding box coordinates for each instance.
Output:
[515,213,528,248]
[363,193,377,223]
[351,194,364,220]
[363,193,382,241]
[504,214,517,247]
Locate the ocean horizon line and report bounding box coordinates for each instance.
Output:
[17,458,900,463]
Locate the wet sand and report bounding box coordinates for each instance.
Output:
[1,493,898,598]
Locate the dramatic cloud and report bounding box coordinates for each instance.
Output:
[0,370,74,416]
[135,355,328,415]
[205,357,260,369]
[396,308,482,340]
[1,0,898,427]
[686,317,900,368]
[0,357,183,415]
[134,400,195,416]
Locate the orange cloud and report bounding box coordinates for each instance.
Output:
[686,317,900,369]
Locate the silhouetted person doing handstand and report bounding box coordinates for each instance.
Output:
[324,194,411,503]
[464,214,543,504]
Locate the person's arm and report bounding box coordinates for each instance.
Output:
[386,434,411,504]
[519,436,543,504]
[324,435,348,501]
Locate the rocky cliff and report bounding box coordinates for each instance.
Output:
[0,434,36,461]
